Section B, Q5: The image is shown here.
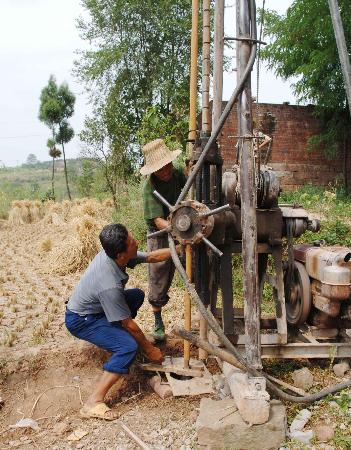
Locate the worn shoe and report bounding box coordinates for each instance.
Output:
[152,325,165,342]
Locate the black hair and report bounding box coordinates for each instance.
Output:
[99,223,128,259]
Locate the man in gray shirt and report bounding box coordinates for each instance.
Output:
[65,223,175,420]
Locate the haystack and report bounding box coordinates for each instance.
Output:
[42,202,66,225]
[51,215,101,275]
[8,201,25,225]
[29,200,42,223]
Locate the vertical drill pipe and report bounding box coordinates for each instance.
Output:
[211,0,224,203]
[199,0,212,360]
[212,0,225,128]
[184,245,192,368]
[237,0,261,368]
[202,0,211,133]
[184,0,199,368]
[189,0,199,143]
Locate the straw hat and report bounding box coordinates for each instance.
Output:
[140,139,181,176]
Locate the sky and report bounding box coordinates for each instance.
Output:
[0,0,294,167]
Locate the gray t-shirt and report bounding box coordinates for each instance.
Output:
[67,250,147,322]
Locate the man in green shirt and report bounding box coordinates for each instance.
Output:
[141,139,186,341]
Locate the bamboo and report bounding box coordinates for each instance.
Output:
[184,0,199,368]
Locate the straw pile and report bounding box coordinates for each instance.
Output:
[7,199,45,225]
[8,200,40,225]
[50,215,101,275]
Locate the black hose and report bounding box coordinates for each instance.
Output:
[169,235,351,403]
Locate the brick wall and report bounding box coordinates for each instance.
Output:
[217,102,349,190]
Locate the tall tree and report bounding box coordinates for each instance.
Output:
[261,1,351,172]
[26,153,38,165]
[39,75,75,200]
[75,0,194,153]
[47,138,62,200]
[79,108,133,210]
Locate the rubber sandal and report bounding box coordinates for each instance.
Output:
[80,402,119,421]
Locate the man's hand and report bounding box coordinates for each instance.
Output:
[145,345,164,364]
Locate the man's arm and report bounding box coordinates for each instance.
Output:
[121,318,163,364]
[154,217,169,230]
[146,245,181,263]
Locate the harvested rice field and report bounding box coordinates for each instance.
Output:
[1,199,351,450]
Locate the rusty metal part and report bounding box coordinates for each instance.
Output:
[170,200,214,244]
[313,295,341,317]
[284,261,312,325]
[222,171,238,208]
[309,310,338,329]
[222,166,280,209]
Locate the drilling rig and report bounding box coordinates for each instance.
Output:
[146,0,351,390]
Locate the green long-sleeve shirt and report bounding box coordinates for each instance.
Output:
[143,167,186,232]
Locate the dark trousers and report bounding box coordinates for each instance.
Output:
[65,288,144,374]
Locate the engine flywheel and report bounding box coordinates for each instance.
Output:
[284,261,312,325]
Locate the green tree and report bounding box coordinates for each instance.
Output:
[76,159,95,197]
[39,75,75,200]
[261,1,351,182]
[26,153,38,165]
[47,138,62,201]
[75,0,194,153]
[79,109,133,210]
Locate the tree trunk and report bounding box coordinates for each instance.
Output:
[61,142,72,200]
[343,133,348,194]
[51,157,55,200]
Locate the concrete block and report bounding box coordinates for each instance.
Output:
[222,363,270,425]
[196,398,287,450]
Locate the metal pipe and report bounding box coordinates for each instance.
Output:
[174,25,257,207]
[188,0,199,142]
[147,226,172,239]
[212,0,225,130]
[184,245,192,368]
[328,0,351,116]
[237,0,260,369]
[202,0,211,133]
[152,190,173,211]
[202,237,223,257]
[199,204,231,218]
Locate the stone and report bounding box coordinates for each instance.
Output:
[196,398,287,450]
[333,362,350,377]
[313,424,334,442]
[289,429,314,445]
[290,409,311,433]
[149,375,173,399]
[292,367,314,390]
[53,422,70,435]
[222,363,270,425]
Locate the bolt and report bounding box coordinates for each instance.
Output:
[176,214,191,232]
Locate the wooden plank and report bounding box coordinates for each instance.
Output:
[234,342,351,359]
[272,246,288,344]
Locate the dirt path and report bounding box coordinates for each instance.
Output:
[0,221,200,449]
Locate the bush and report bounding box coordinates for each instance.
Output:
[112,181,147,249]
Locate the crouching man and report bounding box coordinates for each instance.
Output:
[65,223,172,420]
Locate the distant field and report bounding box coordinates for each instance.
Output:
[0,159,83,218]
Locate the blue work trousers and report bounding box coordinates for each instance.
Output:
[65,288,144,374]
